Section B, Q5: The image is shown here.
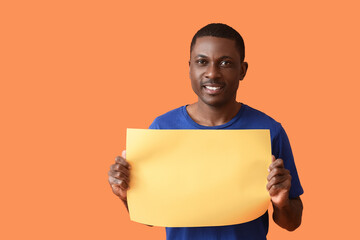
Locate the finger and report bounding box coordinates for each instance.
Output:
[115,156,131,169]
[270,158,284,169]
[268,180,291,196]
[121,151,131,170]
[108,175,123,185]
[267,174,289,188]
[111,184,127,200]
[119,179,129,190]
[109,175,130,188]
[110,163,120,171]
[109,163,130,176]
[268,158,284,171]
[108,169,130,180]
[268,155,276,172]
[267,175,291,190]
[110,162,131,174]
[268,184,282,196]
[267,168,290,181]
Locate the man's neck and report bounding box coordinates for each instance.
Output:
[186,101,241,127]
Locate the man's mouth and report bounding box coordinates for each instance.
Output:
[205,86,222,91]
[202,84,224,94]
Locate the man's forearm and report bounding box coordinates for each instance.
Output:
[272,197,303,231]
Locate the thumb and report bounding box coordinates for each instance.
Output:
[122,150,126,159]
[268,155,276,172]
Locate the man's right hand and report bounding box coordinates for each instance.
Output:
[108,150,131,202]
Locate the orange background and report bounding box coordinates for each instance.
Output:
[1,1,359,239]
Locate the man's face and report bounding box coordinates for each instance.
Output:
[189,36,247,107]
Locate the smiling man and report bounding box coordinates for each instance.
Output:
[108,23,303,240]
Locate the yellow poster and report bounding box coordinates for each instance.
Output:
[126,129,271,227]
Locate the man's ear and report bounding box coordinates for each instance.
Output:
[239,62,248,80]
[188,60,191,79]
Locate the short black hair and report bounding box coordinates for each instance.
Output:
[190,23,245,62]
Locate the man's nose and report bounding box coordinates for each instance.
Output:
[205,63,221,79]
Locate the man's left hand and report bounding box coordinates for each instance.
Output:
[266,155,291,208]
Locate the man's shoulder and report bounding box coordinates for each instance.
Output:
[149,106,186,129]
[243,104,280,125]
[154,106,184,121]
[240,104,283,135]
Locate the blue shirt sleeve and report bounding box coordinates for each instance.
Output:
[149,117,160,129]
[272,125,304,198]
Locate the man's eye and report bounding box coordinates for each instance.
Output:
[196,59,207,65]
[220,61,232,67]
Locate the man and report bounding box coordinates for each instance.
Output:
[108,23,303,240]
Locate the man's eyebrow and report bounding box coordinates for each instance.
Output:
[194,55,233,59]
[219,56,233,60]
[195,54,208,58]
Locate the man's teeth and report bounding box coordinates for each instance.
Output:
[205,86,221,90]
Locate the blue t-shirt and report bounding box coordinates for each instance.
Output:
[149,103,303,240]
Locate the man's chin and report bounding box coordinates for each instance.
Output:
[198,98,232,108]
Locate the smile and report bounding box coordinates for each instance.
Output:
[205,86,221,90]
[203,85,224,94]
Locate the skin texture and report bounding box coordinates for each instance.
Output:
[108,150,130,210]
[108,36,303,231]
[187,37,248,126]
[267,156,303,231]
